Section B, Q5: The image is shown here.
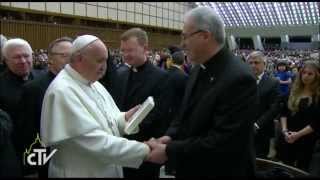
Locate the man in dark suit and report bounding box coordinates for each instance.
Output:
[145,7,258,177]
[166,51,188,126]
[247,51,281,159]
[19,37,72,177]
[165,50,188,176]
[110,28,172,178]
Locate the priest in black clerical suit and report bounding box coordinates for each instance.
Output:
[113,60,170,140]
[112,60,171,178]
[109,28,173,178]
[144,7,258,176]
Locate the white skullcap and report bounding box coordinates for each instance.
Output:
[71,35,99,54]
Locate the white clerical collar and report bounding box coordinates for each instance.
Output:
[65,64,91,86]
[171,64,182,70]
[200,45,223,70]
[200,64,206,70]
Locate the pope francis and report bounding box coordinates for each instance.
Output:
[40,35,150,177]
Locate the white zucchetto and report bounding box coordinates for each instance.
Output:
[71,35,99,54]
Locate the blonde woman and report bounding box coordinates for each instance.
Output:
[277,60,320,171]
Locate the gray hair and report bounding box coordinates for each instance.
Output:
[247,51,266,64]
[185,6,225,45]
[2,38,33,59]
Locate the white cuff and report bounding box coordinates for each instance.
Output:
[254,123,260,129]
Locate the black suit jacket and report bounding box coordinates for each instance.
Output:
[256,72,281,137]
[20,71,56,149]
[110,61,172,141]
[0,69,44,145]
[166,66,188,122]
[18,71,55,175]
[99,50,119,95]
[165,46,258,177]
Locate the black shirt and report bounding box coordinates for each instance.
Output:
[281,97,320,136]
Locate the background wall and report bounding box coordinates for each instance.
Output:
[0,2,192,30]
[0,19,181,50]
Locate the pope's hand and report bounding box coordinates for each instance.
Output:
[125,105,141,122]
[145,138,168,164]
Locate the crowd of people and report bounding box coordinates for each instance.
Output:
[0,6,319,178]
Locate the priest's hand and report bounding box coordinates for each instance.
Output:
[156,136,172,144]
[125,105,141,122]
[145,137,168,164]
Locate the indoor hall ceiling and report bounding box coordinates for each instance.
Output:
[196,2,319,27]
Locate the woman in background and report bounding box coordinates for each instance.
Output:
[277,60,320,171]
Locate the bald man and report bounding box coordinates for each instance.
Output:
[40,35,150,177]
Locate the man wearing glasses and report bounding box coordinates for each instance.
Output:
[19,37,73,177]
[144,6,258,177]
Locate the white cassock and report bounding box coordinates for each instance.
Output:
[41,64,149,177]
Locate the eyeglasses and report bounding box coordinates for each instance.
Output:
[50,52,70,58]
[248,61,263,65]
[181,30,205,41]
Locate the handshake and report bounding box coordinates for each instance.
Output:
[143,136,172,164]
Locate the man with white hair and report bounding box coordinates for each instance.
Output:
[40,35,150,177]
[145,7,258,177]
[0,38,44,176]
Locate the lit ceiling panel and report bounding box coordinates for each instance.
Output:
[195,2,319,27]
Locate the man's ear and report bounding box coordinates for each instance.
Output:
[143,44,149,55]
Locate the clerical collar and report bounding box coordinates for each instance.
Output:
[65,64,91,86]
[200,45,223,70]
[7,69,31,82]
[171,64,182,70]
[200,64,206,70]
[130,60,148,73]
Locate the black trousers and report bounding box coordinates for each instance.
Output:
[255,132,271,159]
